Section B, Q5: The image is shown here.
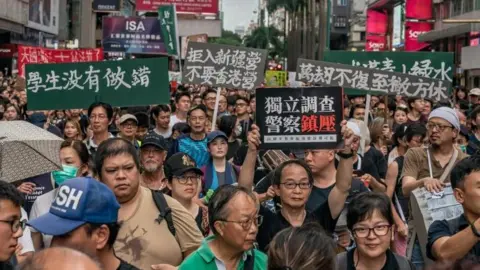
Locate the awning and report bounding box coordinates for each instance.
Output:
[418,23,480,42]
[0,19,24,34]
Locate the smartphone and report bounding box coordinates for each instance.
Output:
[353,170,365,177]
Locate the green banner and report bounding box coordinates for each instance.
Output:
[26,58,170,110]
[323,51,454,95]
[158,5,178,56]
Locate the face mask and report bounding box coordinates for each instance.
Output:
[460,145,467,153]
[52,164,79,185]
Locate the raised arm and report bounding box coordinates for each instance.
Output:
[237,124,261,190]
[328,120,354,219]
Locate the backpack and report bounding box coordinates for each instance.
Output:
[152,190,176,236]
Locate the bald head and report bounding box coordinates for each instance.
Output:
[19,247,102,270]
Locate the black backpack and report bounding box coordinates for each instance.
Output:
[152,190,176,236]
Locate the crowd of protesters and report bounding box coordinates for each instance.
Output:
[1,68,480,270]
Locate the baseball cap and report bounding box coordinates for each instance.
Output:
[27,177,120,236]
[141,132,168,150]
[470,88,480,96]
[164,152,203,178]
[119,114,138,125]
[207,130,228,145]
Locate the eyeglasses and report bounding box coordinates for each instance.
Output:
[427,122,453,132]
[220,215,263,230]
[280,182,312,190]
[352,224,391,238]
[236,103,248,107]
[89,114,107,120]
[0,219,26,233]
[175,175,200,184]
[122,123,137,128]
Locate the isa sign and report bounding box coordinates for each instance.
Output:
[102,16,167,54]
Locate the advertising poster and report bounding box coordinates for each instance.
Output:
[136,0,218,14]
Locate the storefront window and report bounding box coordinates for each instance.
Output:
[452,0,462,16]
[464,0,474,13]
[476,0,480,10]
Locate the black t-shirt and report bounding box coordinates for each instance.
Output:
[0,261,13,270]
[256,202,338,252]
[345,248,405,270]
[117,259,139,270]
[306,178,369,212]
[227,139,241,161]
[364,146,387,179]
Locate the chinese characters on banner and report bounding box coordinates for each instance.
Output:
[136,0,219,14]
[18,46,103,77]
[256,87,344,150]
[158,5,178,55]
[183,42,267,90]
[26,58,170,110]
[296,59,450,101]
[265,70,287,87]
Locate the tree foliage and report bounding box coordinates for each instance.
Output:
[208,30,243,46]
[244,26,285,59]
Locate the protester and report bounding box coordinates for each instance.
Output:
[27,112,63,137]
[202,88,218,120]
[192,95,202,106]
[0,180,25,270]
[117,114,140,150]
[218,94,229,117]
[393,105,409,131]
[27,177,138,270]
[63,118,84,140]
[95,138,203,269]
[468,88,480,105]
[268,223,336,270]
[427,156,480,263]
[467,106,480,154]
[18,247,102,270]
[350,104,366,121]
[402,106,468,268]
[336,192,414,269]
[152,105,173,139]
[30,139,90,250]
[218,115,242,162]
[178,185,267,270]
[140,133,169,192]
[86,102,115,157]
[171,91,191,126]
[164,152,209,236]
[407,97,426,124]
[350,95,366,106]
[201,131,239,196]
[133,112,150,142]
[4,103,19,121]
[235,96,253,142]
[249,94,256,115]
[171,105,209,167]
[423,99,433,117]
[238,122,354,252]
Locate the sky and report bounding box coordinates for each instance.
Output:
[222,0,259,31]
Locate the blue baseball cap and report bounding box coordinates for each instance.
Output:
[28,177,120,236]
[207,130,228,145]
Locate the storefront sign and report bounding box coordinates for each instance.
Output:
[136,0,218,14]
[405,21,432,51]
[366,35,387,51]
[93,0,120,12]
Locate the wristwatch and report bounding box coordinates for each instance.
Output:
[471,222,480,237]
[337,151,354,159]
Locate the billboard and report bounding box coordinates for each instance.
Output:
[28,0,60,35]
[93,0,120,12]
[405,21,432,51]
[405,0,432,20]
[392,5,404,48]
[136,0,219,14]
[366,9,388,35]
[102,17,167,54]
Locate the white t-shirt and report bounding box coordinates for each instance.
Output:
[29,188,57,248]
[153,127,172,139]
[19,208,35,253]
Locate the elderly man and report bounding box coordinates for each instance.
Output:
[140,133,169,191]
[95,138,203,270]
[27,177,138,270]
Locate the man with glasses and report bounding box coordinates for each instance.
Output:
[118,114,140,151]
[239,122,355,252]
[86,102,115,157]
[202,89,218,121]
[27,177,138,270]
[0,180,26,270]
[140,133,169,191]
[402,107,468,269]
[235,96,253,143]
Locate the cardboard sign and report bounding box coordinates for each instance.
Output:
[265,70,287,87]
[256,86,344,150]
[26,58,170,110]
[183,42,267,90]
[296,58,450,101]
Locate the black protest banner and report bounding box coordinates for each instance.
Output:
[296,58,450,101]
[256,86,344,150]
[183,42,268,90]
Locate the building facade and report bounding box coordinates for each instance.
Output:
[348,0,367,50]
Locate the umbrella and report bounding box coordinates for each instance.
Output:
[0,121,63,183]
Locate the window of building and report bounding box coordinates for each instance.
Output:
[476,0,480,10]
[337,0,347,6]
[452,0,462,16]
[464,0,474,13]
[360,31,366,41]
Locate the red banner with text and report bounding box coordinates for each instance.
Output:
[366,35,387,51]
[405,21,432,51]
[135,0,218,14]
[18,46,104,77]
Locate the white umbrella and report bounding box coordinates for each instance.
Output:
[0,121,63,183]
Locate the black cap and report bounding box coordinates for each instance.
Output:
[141,133,167,150]
[164,152,203,178]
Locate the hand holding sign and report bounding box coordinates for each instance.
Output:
[340,120,355,152]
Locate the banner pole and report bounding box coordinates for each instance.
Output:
[361,94,371,156]
[173,5,182,77]
[211,87,221,131]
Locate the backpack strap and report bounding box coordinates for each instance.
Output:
[152,190,176,236]
[336,252,348,270]
[393,253,413,270]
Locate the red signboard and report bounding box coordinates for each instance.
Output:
[405,0,432,20]
[405,21,432,51]
[136,0,218,14]
[366,9,388,35]
[0,44,16,58]
[366,35,387,51]
[18,46,104,77]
